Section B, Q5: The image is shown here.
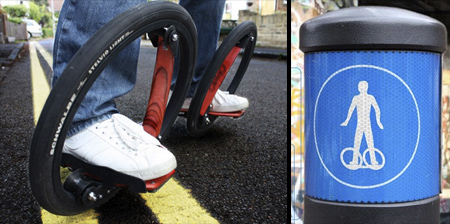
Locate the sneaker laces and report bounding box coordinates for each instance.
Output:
[99,115,163,152]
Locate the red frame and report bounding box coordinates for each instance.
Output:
[200,46,242,116]
[142,37,174,137]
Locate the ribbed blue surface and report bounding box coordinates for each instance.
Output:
[305,51,440,203]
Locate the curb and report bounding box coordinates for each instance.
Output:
[250,47,287,60]
[1,43,25,66]
[252,50,287,60]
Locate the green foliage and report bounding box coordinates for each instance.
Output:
[28,2,53,29]
[29,2,42,23]
[3,5,25,25]
[40,13,52,28]
[4,5,27,18]
[42,28,53,38]
[32,0,48,6]
[8,17,22,24]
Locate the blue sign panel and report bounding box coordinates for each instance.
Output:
[305,51,440,203]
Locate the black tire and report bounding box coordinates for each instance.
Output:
[29,2,197,216]
[186,21,256,137]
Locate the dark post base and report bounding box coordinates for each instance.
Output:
[304,195,440,224]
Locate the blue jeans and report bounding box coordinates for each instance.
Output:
[53,0,225,136]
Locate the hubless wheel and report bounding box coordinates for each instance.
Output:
[29,1,197,215]
[186,21,257,137]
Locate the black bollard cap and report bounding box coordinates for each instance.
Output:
[300,6,447,53]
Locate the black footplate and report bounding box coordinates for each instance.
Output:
[61,154,173,193]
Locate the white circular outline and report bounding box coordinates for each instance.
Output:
[313,64,420,189]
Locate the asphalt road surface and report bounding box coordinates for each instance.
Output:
[0,39,287,223]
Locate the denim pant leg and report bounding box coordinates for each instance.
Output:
[53,0,145,136]
[54,0,224,136]
[174,0,226,97]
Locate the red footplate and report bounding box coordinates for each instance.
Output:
[208,110,245,118]
[179,109,245,118]
[145,169,175,192]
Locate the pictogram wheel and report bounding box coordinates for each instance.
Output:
[340,147,363,170]
[362,148,385,170]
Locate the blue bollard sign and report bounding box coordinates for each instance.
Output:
[300,6,446,224]
[305,51,440,203]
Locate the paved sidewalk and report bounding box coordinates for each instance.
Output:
[0,42,26,83]
[0,42,25,66]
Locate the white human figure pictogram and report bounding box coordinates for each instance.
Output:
[341,81,384,169]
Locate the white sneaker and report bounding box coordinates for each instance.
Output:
[182,90,249,112]
[62,114,176,181]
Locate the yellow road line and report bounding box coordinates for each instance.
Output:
[31,40,218,223]
[30,41,100,223]
[41,211,99,224]
[30,41,50,125]
[141,179,219,224]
